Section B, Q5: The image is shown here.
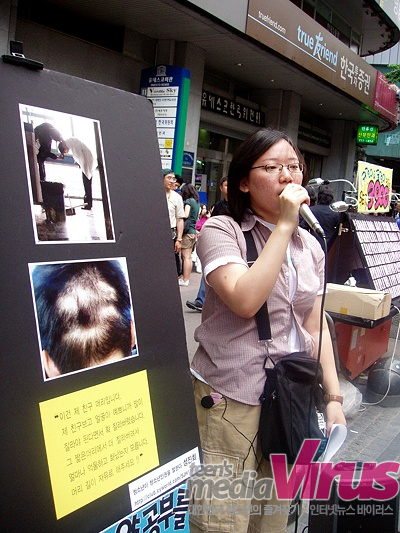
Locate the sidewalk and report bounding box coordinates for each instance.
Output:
[178,273,400,531]
[178,271,203,364]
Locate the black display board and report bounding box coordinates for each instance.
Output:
[329,212,400,302]
[0,62,199,532]
[349,213,400,298]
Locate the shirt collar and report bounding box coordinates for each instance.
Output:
[240,210,258,231]
[241,210,303,245]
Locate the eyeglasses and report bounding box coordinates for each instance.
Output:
[250,163,304,174]
[165,176,177,182]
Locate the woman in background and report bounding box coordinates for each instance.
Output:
[179,183,200,286]
[195,203,210,232]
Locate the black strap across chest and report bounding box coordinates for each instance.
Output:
[243,230,272,342]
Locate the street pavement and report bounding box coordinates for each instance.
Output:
[178,272,400,531]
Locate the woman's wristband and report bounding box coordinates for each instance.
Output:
[324,394,343,405]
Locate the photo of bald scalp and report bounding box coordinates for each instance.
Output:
[32,260,135,377]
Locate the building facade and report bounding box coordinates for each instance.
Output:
[2,0,400,204]
[365,42,400,186]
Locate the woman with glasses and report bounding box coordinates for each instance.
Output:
[189,129,345,533]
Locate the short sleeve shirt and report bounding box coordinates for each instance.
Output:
[167,190,185,228]
[191,212,325,405]
[184,198,200,234]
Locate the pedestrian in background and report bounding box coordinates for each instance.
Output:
[163,169,184,276]
[179,183,200,286]
[300,183,340,251]
[195,203,210,232]
[186,176,229,311]
[173,174,184,192]
[305,184,317,206]
[211,175,229,215]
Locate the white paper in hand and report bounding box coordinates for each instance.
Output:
[320,424,347,462]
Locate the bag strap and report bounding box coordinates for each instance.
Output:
[243,230,272,342]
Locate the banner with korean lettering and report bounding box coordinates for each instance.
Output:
[246,0,376,108]
[100,448,200,533]
[201,89,265,127]
[374,0,400,30]
[140,65,190,173]
[101,484,190,533]
[357,161,393,213]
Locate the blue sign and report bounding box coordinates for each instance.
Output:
[182,151,194,168]
[140,65,190,174]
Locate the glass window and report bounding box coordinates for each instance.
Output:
[228,138,242,155]
[316,1,331,22]
[198,129,227,151]
[198,129,211,150]
[303,0,315,18]
[332,13,351,42]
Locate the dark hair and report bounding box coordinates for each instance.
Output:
[317,184,334,205]
[175,175,184,186]
[228,128,306,223]
[220,176,228,187]
[57,141,67,155]
[32,260,132,375]
[181,183,199,202]
[305,185,317,206]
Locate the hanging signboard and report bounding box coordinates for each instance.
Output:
[140,65,190,174]
[357,161,393,213]
[201,89,265,126]
[357,125,379,145]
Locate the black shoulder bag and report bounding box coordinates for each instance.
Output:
[244,230,326,464]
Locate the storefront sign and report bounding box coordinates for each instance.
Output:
[201,89,265,126]
[141,65,190,173]
[357,125,379,145]
[374,0,400,30]
[357,161,393,213]
[182,151,194,168]
[374,72,398,123]
[246,0,377,109]
[298,125,331,148]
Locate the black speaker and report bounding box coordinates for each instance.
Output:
[308,474,400,532]
[366,357,400,407]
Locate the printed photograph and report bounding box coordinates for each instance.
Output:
[19,104,115,243]
[29,258,138,381]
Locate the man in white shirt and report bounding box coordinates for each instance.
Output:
[163,168,185,275]
[59,138,95,210]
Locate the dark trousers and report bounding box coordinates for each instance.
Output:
[174,238,182,276]
[37,156,46,181]
[82,172,92,208]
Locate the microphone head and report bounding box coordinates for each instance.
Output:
[330,201,349,213]
[201,395,214,409]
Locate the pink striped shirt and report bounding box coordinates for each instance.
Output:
[191,212,325,405]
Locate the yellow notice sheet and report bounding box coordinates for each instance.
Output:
[39,371,159,519]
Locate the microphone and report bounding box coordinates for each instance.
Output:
[201,393,223,408]
[299,204,326,238]
[201,396,214,409]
